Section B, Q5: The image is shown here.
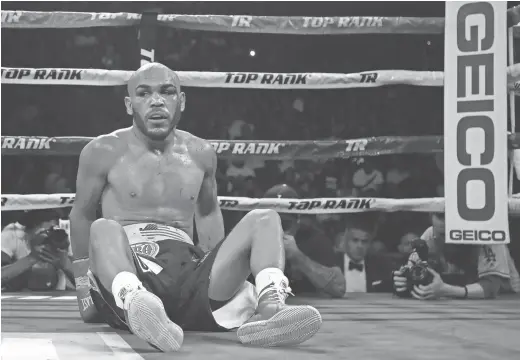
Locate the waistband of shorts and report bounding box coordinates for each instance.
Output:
[122,223,193,245]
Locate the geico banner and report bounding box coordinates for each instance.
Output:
[444,1,509,244]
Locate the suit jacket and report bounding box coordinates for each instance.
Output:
[335,253,396,293]
[287,223,396,294]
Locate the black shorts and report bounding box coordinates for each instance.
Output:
[90,238,228,332]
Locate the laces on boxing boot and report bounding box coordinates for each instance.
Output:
[258,278,294,306]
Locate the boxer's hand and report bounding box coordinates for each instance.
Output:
[73,259,102,323]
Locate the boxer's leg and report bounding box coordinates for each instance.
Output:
[208,209,285,301]
[89,219,137,294]
[208,209,322,347]
[89,218,183,352]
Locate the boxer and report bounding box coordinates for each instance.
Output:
[70,63,322,352]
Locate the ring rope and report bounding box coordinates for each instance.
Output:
[2,135,519,158]
[2,7,519,216]
[2,194,520,214]
[2,9,519,36]
[2,66,520,94]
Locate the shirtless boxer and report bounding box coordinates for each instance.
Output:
[70,63,322,352]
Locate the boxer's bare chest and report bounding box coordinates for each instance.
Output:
[106,145,204,212]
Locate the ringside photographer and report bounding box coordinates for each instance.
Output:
[1,210,75,291]
[393,212,520,300]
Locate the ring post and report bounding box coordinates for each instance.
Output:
[444,1,510,245]
[139,12,158,66]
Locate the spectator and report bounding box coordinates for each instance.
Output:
[352,158,384,197]
[1,210,74,291]
[265,184,346,298]
[227,117,255,140]
[398,232,420,255]
[226,159,256,193]
[334,218,395,293]
[393,212,520,299]
[44,162,71,194]
[101,44,122,69]
[385,157,411,198]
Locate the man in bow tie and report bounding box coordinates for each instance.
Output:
[334,218,395,294]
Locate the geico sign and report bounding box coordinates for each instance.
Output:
[456,2,496,223]
[449,229,506,242]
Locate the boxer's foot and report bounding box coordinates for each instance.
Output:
[237,278,322,347]
[122,289,183,352]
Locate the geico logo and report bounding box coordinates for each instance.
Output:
[287,199,372,210]
[456,2,496,222]
[449,229,506,242]
[219,199,239,207]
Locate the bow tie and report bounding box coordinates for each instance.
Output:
[348,261,364,272]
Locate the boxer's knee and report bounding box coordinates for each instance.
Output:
[89,218,127,258]
[244,209,281,229]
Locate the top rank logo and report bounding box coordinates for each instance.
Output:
[2,136,56,150]
[1,68,82,81]
[288,198,373,211]
[1,11,22,24]
[302,17,383,28]
[210,142,287,155]
[225,73,307,86]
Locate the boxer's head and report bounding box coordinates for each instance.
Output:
[125,63,186,140]
[263,184,300,235]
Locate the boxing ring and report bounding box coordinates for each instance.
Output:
[2,5,520,360]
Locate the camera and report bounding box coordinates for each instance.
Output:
[40,226,70,251]
[394,239,434,296]
[400,260,433,287]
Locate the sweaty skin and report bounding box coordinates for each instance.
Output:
[70,63,224,322]
[99,128,212,237]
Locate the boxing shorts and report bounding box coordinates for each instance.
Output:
[89,223,257,332]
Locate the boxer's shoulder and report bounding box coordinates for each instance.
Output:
[177,130,216,170]
[80,127,130,169]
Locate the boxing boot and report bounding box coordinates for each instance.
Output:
[237,277,322,347]
[120,287,184,352]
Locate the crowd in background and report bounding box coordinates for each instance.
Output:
[2,2,520,291]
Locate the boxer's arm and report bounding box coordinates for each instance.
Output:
[69,139,112,323]
[195,145,225,252]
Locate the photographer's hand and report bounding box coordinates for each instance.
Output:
[412,268,445,300]
[392,269,409,293]
[32,245,62,267]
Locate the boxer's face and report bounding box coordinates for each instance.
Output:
[125,64,185,140]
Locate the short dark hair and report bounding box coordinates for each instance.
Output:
[346,214,375,235]
[18,210,59,230]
